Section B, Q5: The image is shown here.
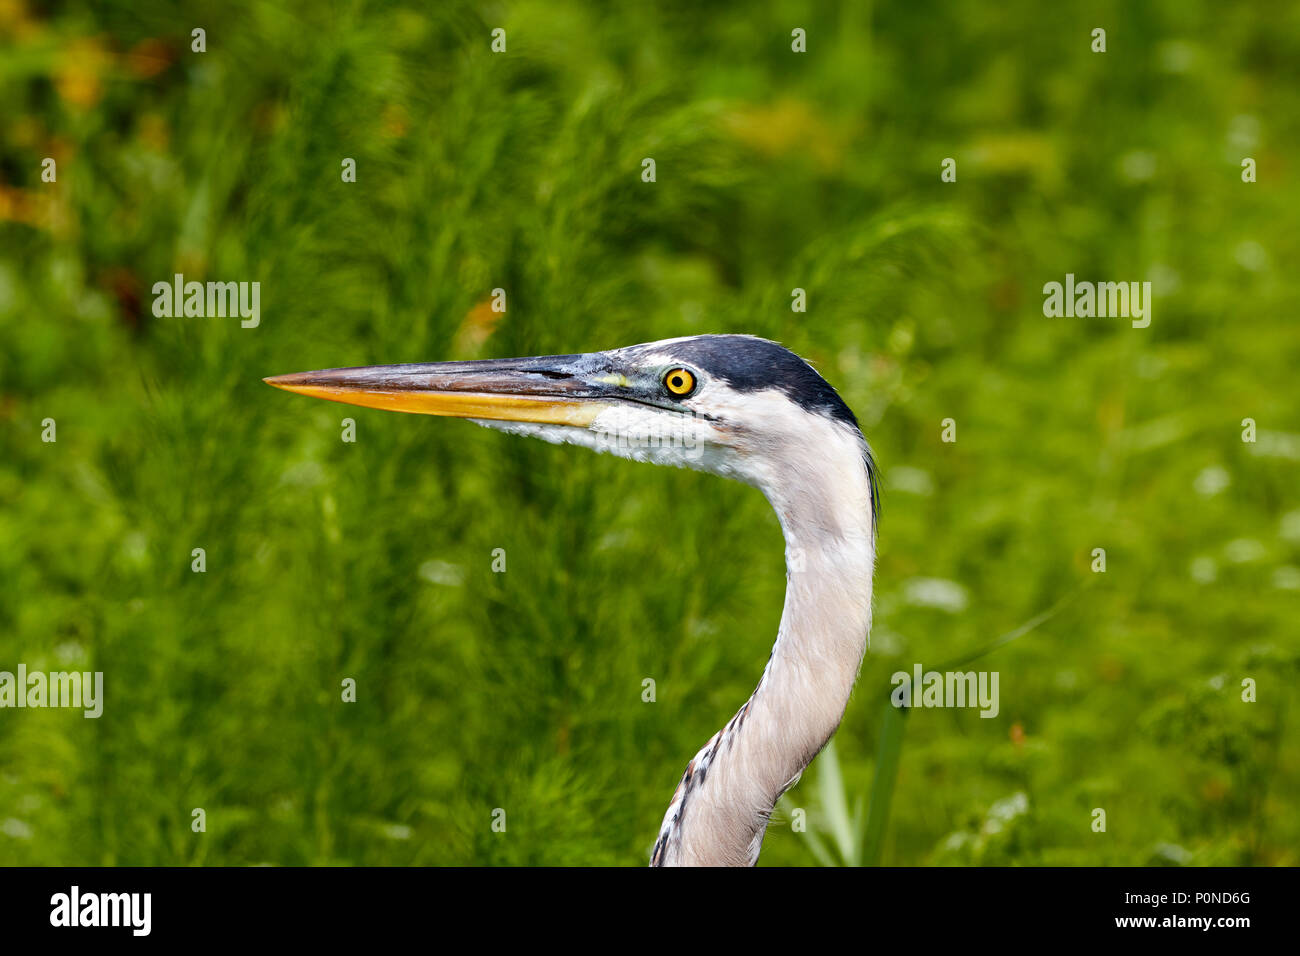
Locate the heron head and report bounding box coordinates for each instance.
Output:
[265,334,877,526]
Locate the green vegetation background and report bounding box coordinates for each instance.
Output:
[1,0,1297,866]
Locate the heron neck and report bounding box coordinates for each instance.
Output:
[654,434,876,866]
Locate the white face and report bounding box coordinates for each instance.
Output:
[471,343,740,477]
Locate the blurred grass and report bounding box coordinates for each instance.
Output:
[1,0,1297,865]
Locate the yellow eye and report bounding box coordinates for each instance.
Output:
[663,367,696,397]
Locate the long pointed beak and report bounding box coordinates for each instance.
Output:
[263,354,618,426]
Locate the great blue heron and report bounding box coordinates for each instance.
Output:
[265,334,878,866]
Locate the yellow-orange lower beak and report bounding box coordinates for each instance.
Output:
[263,356,615,427]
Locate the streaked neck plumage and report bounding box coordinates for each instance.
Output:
[651,414,877,866]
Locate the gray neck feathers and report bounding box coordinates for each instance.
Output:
[654,420,876,866]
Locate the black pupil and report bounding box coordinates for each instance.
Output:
[671,375,683,389]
